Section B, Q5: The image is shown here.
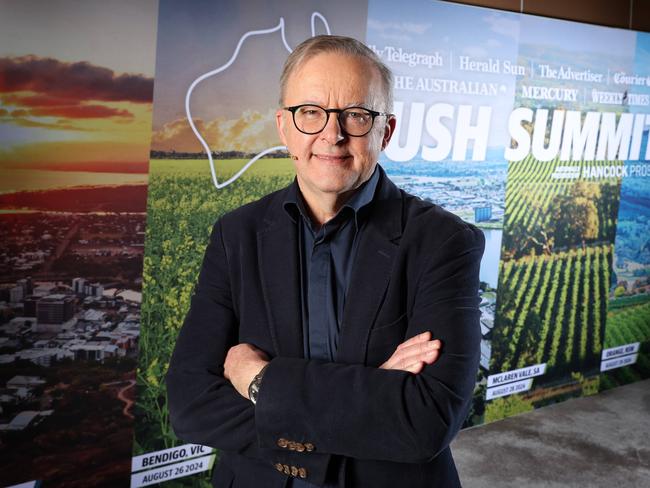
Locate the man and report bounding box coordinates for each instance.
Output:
[166,35,484,488]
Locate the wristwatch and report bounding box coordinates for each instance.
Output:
[248,364,269,405]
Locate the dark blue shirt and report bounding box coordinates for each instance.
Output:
[282,166,380,487]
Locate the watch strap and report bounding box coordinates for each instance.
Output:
[248,363,269,405]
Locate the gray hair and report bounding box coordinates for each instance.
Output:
[279,35,393,113]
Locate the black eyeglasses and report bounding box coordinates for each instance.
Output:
[284,104,392,137]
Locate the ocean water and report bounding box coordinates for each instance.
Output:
[0,169,147,194]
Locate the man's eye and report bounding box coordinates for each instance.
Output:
[345,111,369,122]
[299,107,322,117]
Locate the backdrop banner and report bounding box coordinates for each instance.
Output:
[134,1,370,486]
[0,1,157,487]
[136,2,649,485]
[1,0,648,487]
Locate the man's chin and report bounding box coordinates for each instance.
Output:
[313,177,361,196]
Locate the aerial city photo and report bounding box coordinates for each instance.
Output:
[0,2,157,485]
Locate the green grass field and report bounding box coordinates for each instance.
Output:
[486,156,622,421]
[151,158,295,178]
[605,294,650,348]
[134,158,294,475]
[600,294,650,391]
[492,244,611,375]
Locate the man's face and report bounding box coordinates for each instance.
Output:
[276,52,395,201]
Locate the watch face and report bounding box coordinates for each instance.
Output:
[249,376,261,404]
[249,364,268,404]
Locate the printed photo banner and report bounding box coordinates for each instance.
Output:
[0,1,157,487]
[135,1,649,486]
[135,1,370,486]
[137,2,649,486]
[365,0,650,424]
[1,0,648,487]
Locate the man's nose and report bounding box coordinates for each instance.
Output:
[320,112,345,144]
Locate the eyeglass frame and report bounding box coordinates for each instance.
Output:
[283,104,393,137]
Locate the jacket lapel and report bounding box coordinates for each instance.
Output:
[257,192,303,358]
[257,170,404,363]
[337,172,403,364]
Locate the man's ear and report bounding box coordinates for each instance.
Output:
[381,115,396,151]
[276,109,288,146]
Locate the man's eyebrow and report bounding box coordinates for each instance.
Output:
[289,100,324,107]
[292,100,371,108]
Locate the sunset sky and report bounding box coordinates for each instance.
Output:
[0,0,158,175]
[150,0,367,153]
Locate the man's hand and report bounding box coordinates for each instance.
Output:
[225,333,440,398]
[380,331,441,374]
[224,343,269,399]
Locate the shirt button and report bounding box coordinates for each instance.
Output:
[298,467,308,478]
[277,438,288,448]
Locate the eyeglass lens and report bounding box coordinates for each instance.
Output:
[293,105,373,136]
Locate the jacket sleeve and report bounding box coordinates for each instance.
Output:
[166,220,257,454]
[166,220,335,485]
[255,225,485,464]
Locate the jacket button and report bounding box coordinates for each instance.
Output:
[295,442,305,452]
[283,464,291,475]
[304,443,314,452]
[298,467,307,478]
[287,441,296,451]
[290,466,299,476]
[274,463,283,472]
[277,438,288,448]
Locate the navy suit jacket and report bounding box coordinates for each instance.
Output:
[166,168,485,487]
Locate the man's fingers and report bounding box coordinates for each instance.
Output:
[396,342,440,369]
[382,334,430,369]
[380,338,442,371]
[382,340,437,369]
[402,361,424,374]
[397,339,441,363]
[422,348,440,365]
[395,331,431,351]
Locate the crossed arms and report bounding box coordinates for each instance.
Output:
[166,217,484,482]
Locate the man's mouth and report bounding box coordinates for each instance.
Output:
[313,153,351,162]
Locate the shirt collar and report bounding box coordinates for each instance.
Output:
[283,165,380,230]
